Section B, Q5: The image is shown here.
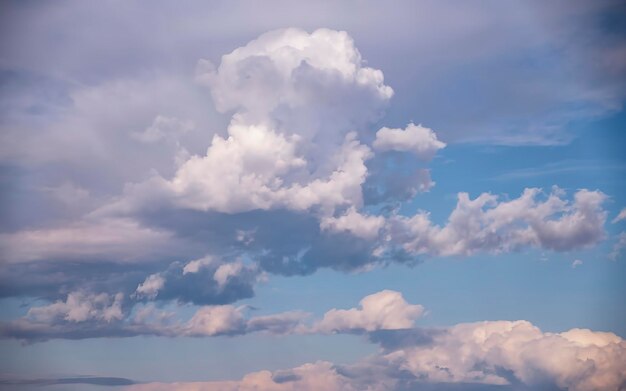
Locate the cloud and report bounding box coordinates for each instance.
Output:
[320,207,385,240]
[0,217,188,263]
[124,361,364,391]
[373,123,446,161]
[0,291,137,342]
[94,27,397,219]
[0,376,136,387]
[121,320,626,391]
[133,258,263,306]
[3,289,625,391]
[131,115,195,144]
[182,305,247,337]
[4,2,624,146]
[389,188,607,256]
[183,255,215,275]
[314,290,424,333]
[380,321,626,391]
[609,232,626,261]
[5,27,607,285]
[612,208,626,224]
[572,259,583,268]
[0,293,272,341]
[0,290,418,342]
[134,274,166,300]
[26,291,124,323]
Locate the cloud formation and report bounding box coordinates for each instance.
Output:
[0,5,623,391]
[0,290,417,342]
[613,208,626,224]
[4,285,623,391]
[389,188,607,256]
[116,28,393,216]
[314,290,424,333]
[609,232,626,261]
[122,320,626,391]
[132,257,263,305]
[373,123,446,161]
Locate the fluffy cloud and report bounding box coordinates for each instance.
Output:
[0,291,132,341]
[315,290,424,333]
[5,27,606,282]
[4,290,625,391]
[26,291,124,323]
[134,274,166,300]
[373,123,446,161]
[121,320,626,391]
[0,290,418,342]
[383,321,626,391]
[1,293,276,341]
[98,27,396,218]
[0,290,424,342]
[133,257,263,305]
[197,28,392,124]
[182,255,215,275]
[182,305,247,337]
[389,188,607,256]
[320,207,385,240]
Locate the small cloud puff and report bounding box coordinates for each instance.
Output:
[373,123,446,161]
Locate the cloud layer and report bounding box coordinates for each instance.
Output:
[115,292,626,391]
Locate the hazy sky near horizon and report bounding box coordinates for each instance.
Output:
[1,1,626,390]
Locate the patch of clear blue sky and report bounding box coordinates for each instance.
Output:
[0,105,624,383]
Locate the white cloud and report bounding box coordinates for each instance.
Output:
[167,118,307,213]
[612,208,626,224]
[389,320,626,391]
[99,28,399,218]
[27,291,124,323]
[315,290,424,333]
[182,255,215,275]
[373,123,446,161]
[213,262,245,289]
[196,28,392,119]
[5,288,626,391]
[572,259,583,268]
[134,274,165,300]
[320,207,385,240]
[182,305,247,337]
[122,320,626,391]
[390,188,607,256]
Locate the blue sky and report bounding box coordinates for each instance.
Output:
[0,1,625,390]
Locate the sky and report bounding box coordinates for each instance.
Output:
[0,1,625,390]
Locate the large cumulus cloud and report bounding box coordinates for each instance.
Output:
[0,29,613,312]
